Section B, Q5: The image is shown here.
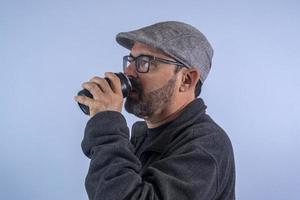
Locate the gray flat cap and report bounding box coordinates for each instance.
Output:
[116,21,213,83]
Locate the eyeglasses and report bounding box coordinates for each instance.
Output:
[123,54,186,73]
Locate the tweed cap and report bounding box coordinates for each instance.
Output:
[116,21,213,83]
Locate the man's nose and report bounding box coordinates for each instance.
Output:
[124,62,137,77]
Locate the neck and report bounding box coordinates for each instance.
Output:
[145,97,195,128]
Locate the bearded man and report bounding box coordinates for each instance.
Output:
[75,21,236,200]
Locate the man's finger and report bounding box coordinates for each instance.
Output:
[82,82,103,100]
[89,76,111,93]
[105,72,122,95]
[74,95,93,107]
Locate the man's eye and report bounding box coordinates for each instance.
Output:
[140,60,150,69]
[141,56,151,62]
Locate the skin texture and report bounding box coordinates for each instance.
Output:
[74,42,201,128]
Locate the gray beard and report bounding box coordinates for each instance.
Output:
[125,75,177,118]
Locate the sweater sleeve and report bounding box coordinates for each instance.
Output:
[81,111,218,200]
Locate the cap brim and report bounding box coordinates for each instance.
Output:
[116,32,137,50]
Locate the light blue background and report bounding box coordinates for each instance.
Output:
[1,0,299,199]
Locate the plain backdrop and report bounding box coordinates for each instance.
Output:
[1,0,299,199]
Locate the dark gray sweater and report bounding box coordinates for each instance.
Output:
[81,98,235,200]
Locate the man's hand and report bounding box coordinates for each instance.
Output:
[74,72,124,117]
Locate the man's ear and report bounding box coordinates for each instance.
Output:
[179,69,201,92]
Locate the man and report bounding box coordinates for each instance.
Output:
[74,21,235,200]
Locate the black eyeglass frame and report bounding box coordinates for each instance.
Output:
[123,54,186,73]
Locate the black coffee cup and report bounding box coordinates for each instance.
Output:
[77,72,132,115]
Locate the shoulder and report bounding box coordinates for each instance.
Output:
[176,113,235,161]
[170,113,235,195]
[168,112,235,172]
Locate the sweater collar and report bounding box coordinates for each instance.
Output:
[131,98,207,153]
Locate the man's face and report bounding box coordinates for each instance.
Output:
[124,42,180,119]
